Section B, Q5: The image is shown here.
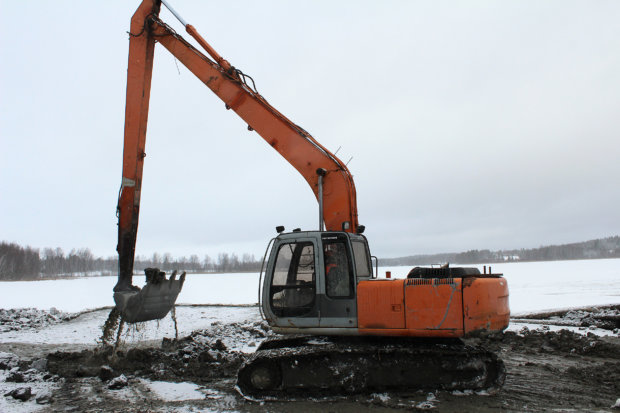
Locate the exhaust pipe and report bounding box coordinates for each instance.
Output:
[317,168,326,231]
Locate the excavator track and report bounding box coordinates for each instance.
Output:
[237,335,505,399]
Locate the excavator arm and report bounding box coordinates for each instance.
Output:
[114,0,359,322]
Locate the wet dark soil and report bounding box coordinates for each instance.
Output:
[46,333,248,385]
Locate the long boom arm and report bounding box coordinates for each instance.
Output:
[115,0,359,295]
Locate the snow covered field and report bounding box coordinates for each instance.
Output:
[0,273,258,313]
[1,259,618,315]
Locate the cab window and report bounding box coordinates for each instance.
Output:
[323,239,354,298]
[351,240,372,278]
[270,242,316,316]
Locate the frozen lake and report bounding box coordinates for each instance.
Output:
[1,259,618,316]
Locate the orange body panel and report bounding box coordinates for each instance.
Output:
[404,278,464,335]
[357,280,405,329]
[463,277,510,334]
[357,277,509,337]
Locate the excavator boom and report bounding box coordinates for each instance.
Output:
[149,15,359,231]
[115,0,359,322]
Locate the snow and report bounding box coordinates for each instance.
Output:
[0,259,618,316]
[0,306,260,347]
[0,273,259,313]
[142,380,207,401]
[506,321,616,337]
[108,379,229,412]
[493,259,620,315]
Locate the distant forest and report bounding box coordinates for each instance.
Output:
[0,243,261,281]
[1,236,619,281]
[379,236,620,266]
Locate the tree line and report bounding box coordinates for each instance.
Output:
[3,235,619,281]
[379,236,620,266]
[0,241,262,281]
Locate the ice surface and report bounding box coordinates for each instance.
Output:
[0,273,259,313]
[0,259,618,315]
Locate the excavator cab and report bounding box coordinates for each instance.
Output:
[261,231,373,333]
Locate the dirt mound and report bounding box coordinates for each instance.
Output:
[0,308,75,333]
[47,321,271,384]
[516,304,620,331]
[485,327,620,359]
[559,307,620,330]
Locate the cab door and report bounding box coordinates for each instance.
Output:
[266,238,320,328]
[319,234,357,328]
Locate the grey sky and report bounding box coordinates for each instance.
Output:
[1,1,619,260]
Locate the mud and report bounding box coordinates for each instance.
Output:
[1,306,620,412]
[100,307,122,346]
[46,332,248,385]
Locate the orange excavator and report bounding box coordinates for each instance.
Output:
[114,0,510,397]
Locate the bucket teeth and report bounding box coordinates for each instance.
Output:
[114,268,186,323]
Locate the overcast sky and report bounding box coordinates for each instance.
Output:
[1,1,619,260]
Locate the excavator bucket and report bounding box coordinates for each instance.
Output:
[114,269,186,323]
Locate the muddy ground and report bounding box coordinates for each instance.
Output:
[1,305,619,412]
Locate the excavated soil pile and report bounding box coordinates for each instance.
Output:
[514,304,620,331]
[46,328,258,384]
[0,308,75,333]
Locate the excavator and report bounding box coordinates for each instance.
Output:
[114,0,510,398]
